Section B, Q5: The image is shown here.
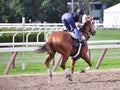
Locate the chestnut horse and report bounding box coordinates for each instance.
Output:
[35,18,96,81]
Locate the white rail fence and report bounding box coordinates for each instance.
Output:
[0,23,120,75]
[0,22,120,46]
[0,23,65,45]
[0,23,65,29]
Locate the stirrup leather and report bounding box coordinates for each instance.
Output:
[72,43,82,58]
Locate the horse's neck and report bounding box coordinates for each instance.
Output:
[82,29,89,41]
[83,34,88,41]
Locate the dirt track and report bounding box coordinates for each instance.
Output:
[0,69,120,90]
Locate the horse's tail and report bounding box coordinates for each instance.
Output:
[34,43,50,53]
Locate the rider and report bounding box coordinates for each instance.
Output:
[78,9,88,24]
[61,10,85,43]
[75,9,88,28]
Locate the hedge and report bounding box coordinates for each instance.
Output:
[0,31,44,42]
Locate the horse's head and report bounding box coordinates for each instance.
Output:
[81,17,96,38]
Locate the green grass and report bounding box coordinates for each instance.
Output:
[0,29,120,75]
[89,29,120,40]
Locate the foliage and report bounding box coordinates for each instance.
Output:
[0,29,44,42]
[0,0,120,23]
[0,0,10,22]
[0,0,67,23]
[40,0,67,23]
[100,0,120,7]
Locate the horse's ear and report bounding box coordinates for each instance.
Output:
[90,16,94,21]
[86,16,94,21]
[85,17,91,22]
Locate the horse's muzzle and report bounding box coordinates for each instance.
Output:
[91,30,96,36]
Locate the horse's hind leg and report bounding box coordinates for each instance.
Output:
[60,54,72,81]
[45,52,55,80]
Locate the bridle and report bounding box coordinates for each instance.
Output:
[80,20,96,40]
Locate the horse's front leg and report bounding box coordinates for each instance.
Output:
[70,58,76,74]
[81,53,92,73]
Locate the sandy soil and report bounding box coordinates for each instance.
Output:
[0,69,120,90]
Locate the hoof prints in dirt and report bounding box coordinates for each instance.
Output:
[0,70,120,90]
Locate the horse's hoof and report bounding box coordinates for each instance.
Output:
[48,73,52,81]
[80,70,86,73]
[65,75,68,78]
[68,76,72,81]
[66,75,72,81]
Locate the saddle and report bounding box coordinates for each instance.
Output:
[64,30,85,58]
[68,31,79,47]
[64,30,85,47]
[67,31,83,58]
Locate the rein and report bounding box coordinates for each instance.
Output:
[80,26,91,40]
[83,31,91,40]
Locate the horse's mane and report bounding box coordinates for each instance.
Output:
[80,20,91,32]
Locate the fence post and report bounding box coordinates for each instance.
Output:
[4,52,18,75]
[96,48,107,69]
[22,17,26,70]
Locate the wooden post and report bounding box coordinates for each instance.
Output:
[4,52,18,75]
[96,49,107,69]
[11,52,15,68]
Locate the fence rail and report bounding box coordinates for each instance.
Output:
[0,23,64,29]
[0,40,120,52]
[0,23,103,27]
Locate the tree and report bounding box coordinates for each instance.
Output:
[100,0,120,7]
[8,0,44,22]
[0,0,120,23]
[0,0,10,22]
[40,0,67,23]
[0,0,67,23]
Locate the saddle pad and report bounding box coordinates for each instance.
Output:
[68,32,76,39]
